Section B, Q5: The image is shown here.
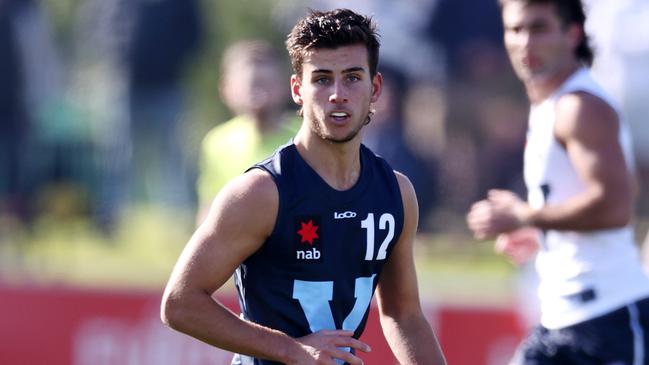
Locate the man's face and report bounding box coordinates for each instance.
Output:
[502,2,579,84]
[291,44,382,144]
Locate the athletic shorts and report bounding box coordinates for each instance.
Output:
[510,297,649,365]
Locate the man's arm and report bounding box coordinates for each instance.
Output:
[467,92,634,238]
[161,169,367,365]
[528,91,634,230]
[375,172,446,365]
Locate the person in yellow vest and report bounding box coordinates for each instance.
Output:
[197,40,299,224]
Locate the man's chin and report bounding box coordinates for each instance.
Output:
[522,69,551,83]
[313,119,366,144]
[324,133,358,144]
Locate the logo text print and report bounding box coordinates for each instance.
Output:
[334,211,357,219]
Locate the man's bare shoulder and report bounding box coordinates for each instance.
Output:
[202,168,279,236]
[555,91,619,142]
[393,171,415,197]
[226,168,277,196]
[392,170,418,220]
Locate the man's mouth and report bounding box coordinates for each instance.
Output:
[330,112,350,122]
[522,55,539,69]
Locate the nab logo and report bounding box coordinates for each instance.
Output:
[334,211,356,219]
[297,247,321,260]
[295,216,323,262]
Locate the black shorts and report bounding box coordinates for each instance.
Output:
[511,297,649,365]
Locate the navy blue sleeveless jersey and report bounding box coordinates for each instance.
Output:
[232,142,404,365]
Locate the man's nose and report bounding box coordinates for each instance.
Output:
[329,82,348,104]
[518,30,533,49]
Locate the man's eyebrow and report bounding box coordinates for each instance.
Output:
[505,18,548,30]
[310,67,366,74]
[342,67,365,74]
[311,69,333,74]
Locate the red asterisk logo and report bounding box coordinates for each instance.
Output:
[297,220,319,245]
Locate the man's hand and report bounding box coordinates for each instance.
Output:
[467,190,532,239]
[290,330,371,365]
[495,227,540,265]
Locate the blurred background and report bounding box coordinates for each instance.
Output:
[1,0,648,364]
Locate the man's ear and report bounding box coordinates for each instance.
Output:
[371,72,383,103]
[291,74,303,105]
[567,24,584,52]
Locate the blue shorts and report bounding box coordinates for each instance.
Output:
[511,297,649,365]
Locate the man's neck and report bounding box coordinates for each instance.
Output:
[526,64,581,105]
[293,127,362,191]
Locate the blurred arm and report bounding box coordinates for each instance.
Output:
[525,92,633,230]
[467,92,634,239]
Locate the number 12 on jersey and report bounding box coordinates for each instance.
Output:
[361,213,395,261]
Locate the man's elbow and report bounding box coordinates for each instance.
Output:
[160,291,185,330]
[597,198,633,229]
[591,187,633,229]
[604,208,632,228]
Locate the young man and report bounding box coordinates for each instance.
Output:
[161,8,446,365]
[467,0,649,364]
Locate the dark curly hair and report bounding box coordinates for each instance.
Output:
[286,8,381,79]
[499,0,593,66]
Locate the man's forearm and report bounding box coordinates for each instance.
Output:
[380,313,446,365]
[162,291,303,363]
[523,191,631,232]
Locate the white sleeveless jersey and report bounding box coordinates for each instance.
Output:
[525,68,649,329]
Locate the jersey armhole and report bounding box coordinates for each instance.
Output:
[245,165,283,243]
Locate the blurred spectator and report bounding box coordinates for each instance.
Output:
[127,0,203,212]
[364,63,441,232]
[70,0,137,231]
[196,40,298,224]
[426,0,504,77]
[436,41,527,223]
[468,45,527,202]
[0,0,28,219]
[1,0,90,223]
[421,0,529,231]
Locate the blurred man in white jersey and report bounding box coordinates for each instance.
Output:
[467,0,649,364]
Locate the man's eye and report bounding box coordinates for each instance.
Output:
[529,24,547,33]
[315,77,329,84]
[508,26,523,34]
[347,75,360,82]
